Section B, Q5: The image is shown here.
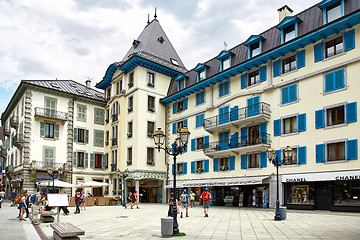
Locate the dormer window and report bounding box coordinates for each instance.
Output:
[244,35,265,59]
[319,0,344,24]
[175,75,187,91]
[194,63,209,82]
[284,25,296,42]
[216,51,234,71]
[222,57,230,71]
[158,36,165,44]
[250,42,260,57]
[199,69,206,81]
[276,16,302,44]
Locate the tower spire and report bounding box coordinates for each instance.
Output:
[154,7,157,19]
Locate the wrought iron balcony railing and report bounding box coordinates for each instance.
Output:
[204,132,271,155]
[34,107,68,121]
[204,102,271,130]
[31,160,65,170]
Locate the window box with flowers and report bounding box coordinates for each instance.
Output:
[177,171,183,174]
[105,190,109,195]
[220,166,228,171]
[128,82,133,87]
[105,119,109,123]
[148,107,155,112]
[127,160,132,165]
[112,190,117,195]
[106,97,110,101]
[110,163,116,167]
[147,161,154,166]
[127,133,132,138]
[147,82,154,87]
[196,168,204,173]
[128,107,133,112]
[105,141,109,146]
[177,108,183,112]
[147,133,153,138]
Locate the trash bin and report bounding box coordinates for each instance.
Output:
[161,217,173,237]
[279,206,287,220]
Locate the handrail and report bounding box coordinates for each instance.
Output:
[35,107,68,120]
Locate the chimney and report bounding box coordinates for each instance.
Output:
[278,5,293,23]
[86,79,91,88]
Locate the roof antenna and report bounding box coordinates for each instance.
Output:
[154,7,157,19]
[224,41,228,50]
[147,14,150,24]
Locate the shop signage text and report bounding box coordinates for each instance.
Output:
[285,178,307,183]
[335,175,360,181]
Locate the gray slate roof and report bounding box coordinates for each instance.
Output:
[23,80,105,102]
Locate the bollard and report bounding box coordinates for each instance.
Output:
[161,217,173,237]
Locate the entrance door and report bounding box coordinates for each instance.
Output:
[315,182,333,210]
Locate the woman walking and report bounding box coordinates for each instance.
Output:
[19,191,27,221]
[80,192,86,211]
[167,193,179,217]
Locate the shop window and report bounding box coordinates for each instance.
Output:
[248,70,260,87]
[283,116,297,134]
[285,183,315,205]
[147,147,155,165]
[327,141,345,162]
[219,157,229,171]
[282,55,296,74]
[250,42,260,57]
[248,153,260,168]
[284,24,296,42]
[326,105,345,126]
[283,148,298,165]
[325,37,343,58]
[147,121,155,137]
[334,182,360,206]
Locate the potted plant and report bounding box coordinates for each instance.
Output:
[112,190,116,195]
[127,160,132,165]
[105,190,109,195]
[128,82,133,87]
[147,133,153,137]
[105,141,109,146]
[147,161,154,165]
[147,82,154,87]
[148,107,155,112]
[128,107,133,112]
[196,168,204,173]
[178,108,183,112]
[127,133,132,137]
[105,119,109,123]
[220,166,228,171]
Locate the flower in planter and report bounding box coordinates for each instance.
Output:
[127,160,132,165]
[128,82,133,87]
[127,133,132,137]
[118,191,121,195]
[105,119,109,123]
[196,168,204,173]
[111,163,115,167]
[147,161,154,165]
[147,133,153,137]
[178,108,183,112]
[148,107,155,112]
[112,190,116,195]
[128,107,133,111]
[220,166,228,171]
[105,141,109,145]
[177,171,183,174]
[147,82,154,87]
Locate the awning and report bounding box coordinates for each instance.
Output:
[126,171,167,181]
[165,176,269,188]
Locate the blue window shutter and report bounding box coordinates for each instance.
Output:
[344,29,355,51]
[191,161,195,173]
[204,159,209,172]
[298,146,307,164]
[204,136,209,148]
[325,72,334,92]
[229,156,235,170]
[282,87,289,104]
[296,50,305,68]
[173,102,177,114]
[315,109,325,129]
[195,115,200,128]
[191,138,196,151]
[172,122,177,134]
[260,152,267,168]
[241,154,247,169]
[260,66,267,82]
[314,42,324,62]
[275,150,281,164]
[346,102,357,123]
[172,164,175,175]
[183,162,187,174]
[241,73,247,89]
[183,98,188,110]
[260,122,267,143]
[230,132,239,148]
[273,60,281,77]
[347,139,358,160]
[213,158,219,172]
[289,84,297,102]
[183,119,188,128]
[298,113,306,132]
[241,127,247,146]
[316,144,325,163]
[334,69,344,90]
[200,114,204,127]
[274,119,281,136]
[230,106,238,121]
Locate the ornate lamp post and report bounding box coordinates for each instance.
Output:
[153,126,190,235]
[122,168,129,207]
[266,146,292,221]
[47,167,63,193]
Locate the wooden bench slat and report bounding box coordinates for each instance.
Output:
[51,223,85,237]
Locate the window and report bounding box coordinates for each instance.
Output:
[250,42,260,57]
[327,105,345,126]
[219,81,229,97]
[21,98,24,116]
[148,96,155,112]
[77,152,85,168]
[196,91,205,105]
[106,87,111,99]
[112,125,118,146]
[222,57,230,71]
[147,121,155,137]
[116,81,122,95]
[177,121,184,131]
[284,25,296,42]
[78,128,85,143]
[219,157,229,171]
[147,72,155,87]
[326,2,342,23]
[281,84,297,105]
[127,147,132,165]
[283,148,298,165]
[199,69,206,81]
[325,69,345,93]
[40,122,59,139]
[283,116,297,134]
[105,131,109,145]
[77,105,86,121]
[196,137,204,150]
[325,37,343,58]
[177,100,184,112]
[196,160,204,173]
[128,72,134,87]
[45,123,55,138]
[43,147,55,169]
[44,97,56,117]
[128,122,133,138]
[171,58,179,65]
[106,109,109,123]
[95,154,102,168]
[248,125,260,146]
[147,147,155,165]
[94,130,104,147]
[327,141,345,161]
[94,108,104,124]
[282,55,296,73]
[111,150,117,170]
[248,70,260,86]
[111,101,119,122]
[248,153,260,168]
[178,78,185,91]
[177,163,184,174]
[195,114,204,128]
[128,96,133,112]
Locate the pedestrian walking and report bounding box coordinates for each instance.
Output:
[179,189,189,218]
[74,191,81,214]
[25,192,30,218]
[19,190,27,221]
[80,191,86,211]
[31,189,44,225]
[167,192,179,217]
[125,192,133,209]
[0,191,4,208]
[133,191,139,209]
[200,188,211,217]
[11,189,17,207]
[189,191,196,208]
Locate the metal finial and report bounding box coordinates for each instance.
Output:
[147,14,150,24]
[154,7,157,19]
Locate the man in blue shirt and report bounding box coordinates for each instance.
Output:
[179,189,189,218]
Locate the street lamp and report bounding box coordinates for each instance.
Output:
[47,167,55,193]
[266,146,292,221]
[122,168,129,207]
[153,126,190,235]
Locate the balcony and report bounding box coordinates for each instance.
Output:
[112,114,118,122]
[204,102,271,133]
[34,107,68,123]
[13,134,25,148]
[10,116,19,128]
[110,163,117,172]
[3,126,10,136]
[112,138,118,147]
[1,149,7,157]
[204,133,271,157]
[31,160,65,171]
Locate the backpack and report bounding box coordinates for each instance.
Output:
[15,196,22,204]
[30,193,37,203]
[202,192,210,201]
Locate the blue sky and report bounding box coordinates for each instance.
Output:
[0,0,319,116]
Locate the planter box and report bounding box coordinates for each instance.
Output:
[85,197,95,206]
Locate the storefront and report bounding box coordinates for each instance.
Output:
[282,170,360,212]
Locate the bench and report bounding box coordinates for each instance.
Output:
[51,223,85,240]
[224,196,234,207]
[40,211,56,223]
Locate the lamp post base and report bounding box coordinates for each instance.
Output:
[172,204,179,235]
[274,200,281,221]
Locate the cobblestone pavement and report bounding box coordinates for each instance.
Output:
[2,201,360,239]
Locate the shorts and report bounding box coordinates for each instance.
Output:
[203,201,210,209]
[181,202,188,209]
